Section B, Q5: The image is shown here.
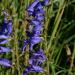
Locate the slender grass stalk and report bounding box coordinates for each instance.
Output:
[6,70,9,75]
[47,1,65,63]
[22,0,31,66]
[13,17,21,75]
[46,1,66,75]
[55,43,64,64]
[12,1,21,74]
[68,41,75,75]
[47,0,65,51]
[44,0,53,53]
[43,1,53,75]
[12,42,16,75]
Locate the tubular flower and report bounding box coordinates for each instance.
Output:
[29,49,46,65]
[0,58,12,67]
[0,15,13,67]
[23,0,49,75]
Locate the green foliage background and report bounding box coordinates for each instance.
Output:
[0,0,75,75]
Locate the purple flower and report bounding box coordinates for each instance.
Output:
[0,35,9,39]
[26,30,41,37]
[33,31,41,36]
[23,49,46,75]
[35,2,43,10]
[1,18,8,35]
[43,0,49,5]
[0,15,13,67]
[26,21,41,34]
[27,0,39,15]
[7,20,13,35]
[0,40,8,44]
[1,18,12,35]
[29,49,46,65]
[23,37,42,51]
[0,47,11,53]
[34,9,45,15]
[32,65,43,72]
[0,58,12,67]
[35,15,44,21]
[23,71,27,75]
[23,66,33,75]
[31,19,41,26]
[23,40,29,51]
[29,37,42,51]
[23,65,43,75]
[22,0,49,74]
[33,25,42,31]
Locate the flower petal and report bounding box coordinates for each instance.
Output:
[36,15,44,21]
[30,37,42,44]
[43,0,49,5]
[33,25,42,31]
[7,20,13,35]
[32,65,43,72]
[23,71,27,75]
[29,37,42,50]
[33,31,41,36]
[0,40,8,44]
[35,2,43,10]
[31,20,41,26]
[27,0,39,12]
[1,19,8,34]
[0,46,11,53]
[23,40,29,51]
[0,35,9,39]
[0,58,12,67]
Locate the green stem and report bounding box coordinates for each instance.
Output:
[12,1,21,74]
[13,18,21,75]
[47,0,65,52]
[68,41,75,75]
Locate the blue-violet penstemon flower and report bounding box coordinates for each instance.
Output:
[0,12,13,67]
[23,0,49,75]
